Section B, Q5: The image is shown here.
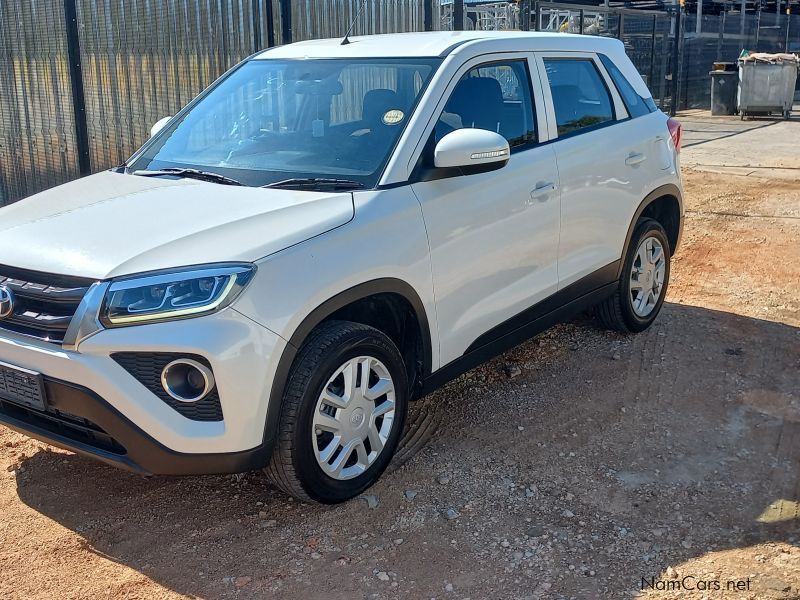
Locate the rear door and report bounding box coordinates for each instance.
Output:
[534,52,648,289]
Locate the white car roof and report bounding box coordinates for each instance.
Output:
[252,31,650,99]
[255,30,624,59]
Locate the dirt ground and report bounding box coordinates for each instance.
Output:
[1,114,798,600]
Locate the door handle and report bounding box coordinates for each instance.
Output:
[625,152,646,166]
[531,181,556,198]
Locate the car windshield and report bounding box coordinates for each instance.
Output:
[128,58,441,189]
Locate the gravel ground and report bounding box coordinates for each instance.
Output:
[1,129,798,599]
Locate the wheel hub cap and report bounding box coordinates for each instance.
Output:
[349,408,365,428]
[312,356,396,481]
[629,235,666,317]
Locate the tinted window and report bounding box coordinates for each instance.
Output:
[599,54,653,118]
[435,60,536,149]
[543,59,614,136]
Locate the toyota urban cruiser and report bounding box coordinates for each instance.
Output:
[0,31,683,503]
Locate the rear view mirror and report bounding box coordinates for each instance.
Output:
[434,128,510,170]
[294,78,344,96]
[150,116,172,138]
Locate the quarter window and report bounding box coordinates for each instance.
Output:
[599,54,653,118]
[435,60,536,149]
[543,58,614,136]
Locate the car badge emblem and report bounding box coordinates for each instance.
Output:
[350,408,365,428]
[0,286,14,320]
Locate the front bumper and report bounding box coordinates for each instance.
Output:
[0,308,288,474]
[0,377,269,475]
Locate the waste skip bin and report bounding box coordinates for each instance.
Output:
[710,70,738,115]
[737,53,799,119]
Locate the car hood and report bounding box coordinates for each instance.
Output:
[0,171,355,279]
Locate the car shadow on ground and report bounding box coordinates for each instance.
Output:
[681,118,780,149]
[10,302,800,598]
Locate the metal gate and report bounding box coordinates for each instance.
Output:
[532,3,674,110]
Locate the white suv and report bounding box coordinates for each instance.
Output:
[0,31,682,503]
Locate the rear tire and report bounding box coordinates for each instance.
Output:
[595,218,671,333]
[265,320,408,503]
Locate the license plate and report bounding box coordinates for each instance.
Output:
[0,360,47,411]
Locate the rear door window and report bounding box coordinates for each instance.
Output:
[542,58,614,137]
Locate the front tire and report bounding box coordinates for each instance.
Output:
[265,321,408,503]
[595,218,671,333]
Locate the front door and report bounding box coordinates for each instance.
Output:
[411,55,561,365]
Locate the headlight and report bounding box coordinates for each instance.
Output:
[101,264,256,327]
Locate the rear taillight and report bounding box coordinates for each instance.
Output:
[667,117,682,153]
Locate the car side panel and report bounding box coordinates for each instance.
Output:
[549,125,633,288]
[411,146,561,366]
[535,52,681,289]
[233,187,440,371]
[552,113,679,289]
[609,110,682,213]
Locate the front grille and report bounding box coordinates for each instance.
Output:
[0,265,94,344]
[112,352,224,422]
[0,396,126,455]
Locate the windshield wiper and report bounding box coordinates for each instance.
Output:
[264,177,365,191]
[132,167,244,186]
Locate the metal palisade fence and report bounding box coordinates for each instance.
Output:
[0,0,430,205]
[1,0,798,205]
[0,1,80,206]
[532,3,674,110]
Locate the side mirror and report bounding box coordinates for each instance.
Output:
[150,116,172,138]
[434,128,510,170]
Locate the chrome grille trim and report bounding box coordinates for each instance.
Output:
[0,265,96,345]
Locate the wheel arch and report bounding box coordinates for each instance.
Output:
[616,184,683,279]
[260,278,434,461]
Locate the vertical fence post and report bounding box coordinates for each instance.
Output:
[717,3,727,61]
[649,15,657,89]
[534,2,541,31]
[696,0,703,34]
[453,0,464,31]
[520,0,531,31]
[63,0,90,176]
[754,2,762,47]
[658,23,669,108]
[580,9,585,34]
[677,8,686,110]
[266,0,276,47]
[220,2,230,62]
[280,0,292,44]
[424,0,433,31]
[618,12,624,39]
[739,0,746,37]
[253,0,263,50]
[669,3,681,116]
